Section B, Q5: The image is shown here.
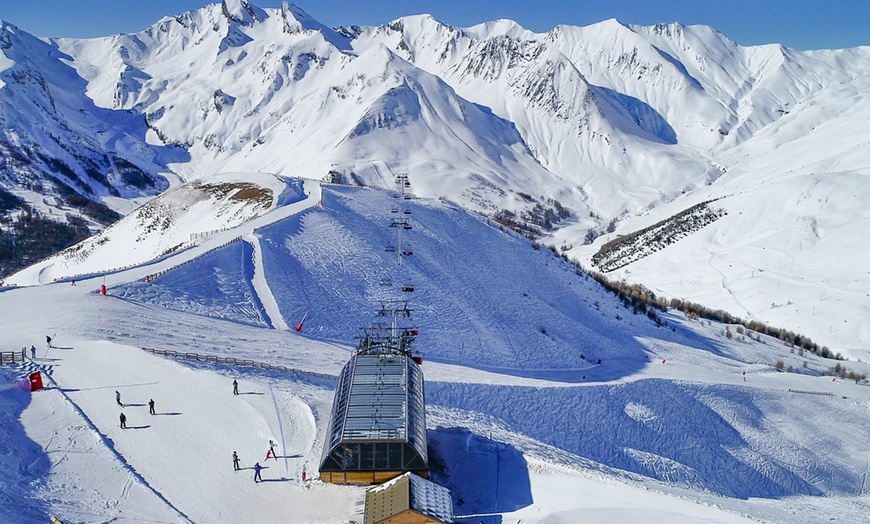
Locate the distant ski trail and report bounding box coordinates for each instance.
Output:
[243,235,288,330]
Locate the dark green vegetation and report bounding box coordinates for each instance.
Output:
[592,200,726,272]
[49,177,122,224]
[493,197,570,238]
[0,207,90,278]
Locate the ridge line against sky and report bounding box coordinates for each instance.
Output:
[1,0,869,51]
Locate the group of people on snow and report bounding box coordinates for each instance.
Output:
[229,378,286,483]
[117,390,159,429]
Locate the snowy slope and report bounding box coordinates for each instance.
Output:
[0,1,857,355]
[0,0,868,460]
[2,180,870,523]
[6,172,308,286]
[0,21,171,222]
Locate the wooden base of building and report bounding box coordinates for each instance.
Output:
[320,469,429,485]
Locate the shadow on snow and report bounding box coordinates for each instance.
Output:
[429,427,532,518]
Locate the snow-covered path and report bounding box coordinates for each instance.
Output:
[244,233,289,331]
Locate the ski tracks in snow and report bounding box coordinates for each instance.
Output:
[29,363,193,523]
[863,399,870,495]
[264,380,317,484]
[268,383,291,479]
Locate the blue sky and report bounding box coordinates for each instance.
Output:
[1,0,868,50]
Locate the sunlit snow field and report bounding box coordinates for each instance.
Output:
[2,181,869,523]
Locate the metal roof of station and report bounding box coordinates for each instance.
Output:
[323,352,426,453]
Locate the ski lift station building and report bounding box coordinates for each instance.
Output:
[319,352,428,485]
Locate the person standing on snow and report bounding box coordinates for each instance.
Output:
[148,399,156,415]
[253,462,263,483]
[116,391,123,407]
[266,440,277,460]
[233,379,239,396]
[30,345,36,359]
[120,412,127,429]
[46,335,52,348]
[233,451,240,471]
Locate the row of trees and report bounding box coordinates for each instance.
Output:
[0,208,91,278]
[490,200,843,363]
[493,198,571,238]
[591,200,726,272]
[583,268,841,360]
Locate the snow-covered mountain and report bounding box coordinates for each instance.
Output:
[1,0,869,355]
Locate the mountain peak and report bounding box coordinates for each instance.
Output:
[465,18,533,40]
[221,0,266,27]
[279,2,351,50]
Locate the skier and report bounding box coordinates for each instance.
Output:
[46,335,52,348]
[233,379,239,396]
[743,371,746,382]
[265,440,277,460]
[120,412,127,429]
[233,451,240,471]
[30,345,36,359]
[148,399,156,415]
[70,279,76,286]
[253,462,263,483]
[116,390,123,407]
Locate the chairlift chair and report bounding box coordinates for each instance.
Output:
[401,286,415,292]
[385,245,396,252]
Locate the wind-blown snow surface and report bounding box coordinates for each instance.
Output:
[2,181,870,523]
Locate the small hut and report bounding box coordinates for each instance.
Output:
[365,472,454,524]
